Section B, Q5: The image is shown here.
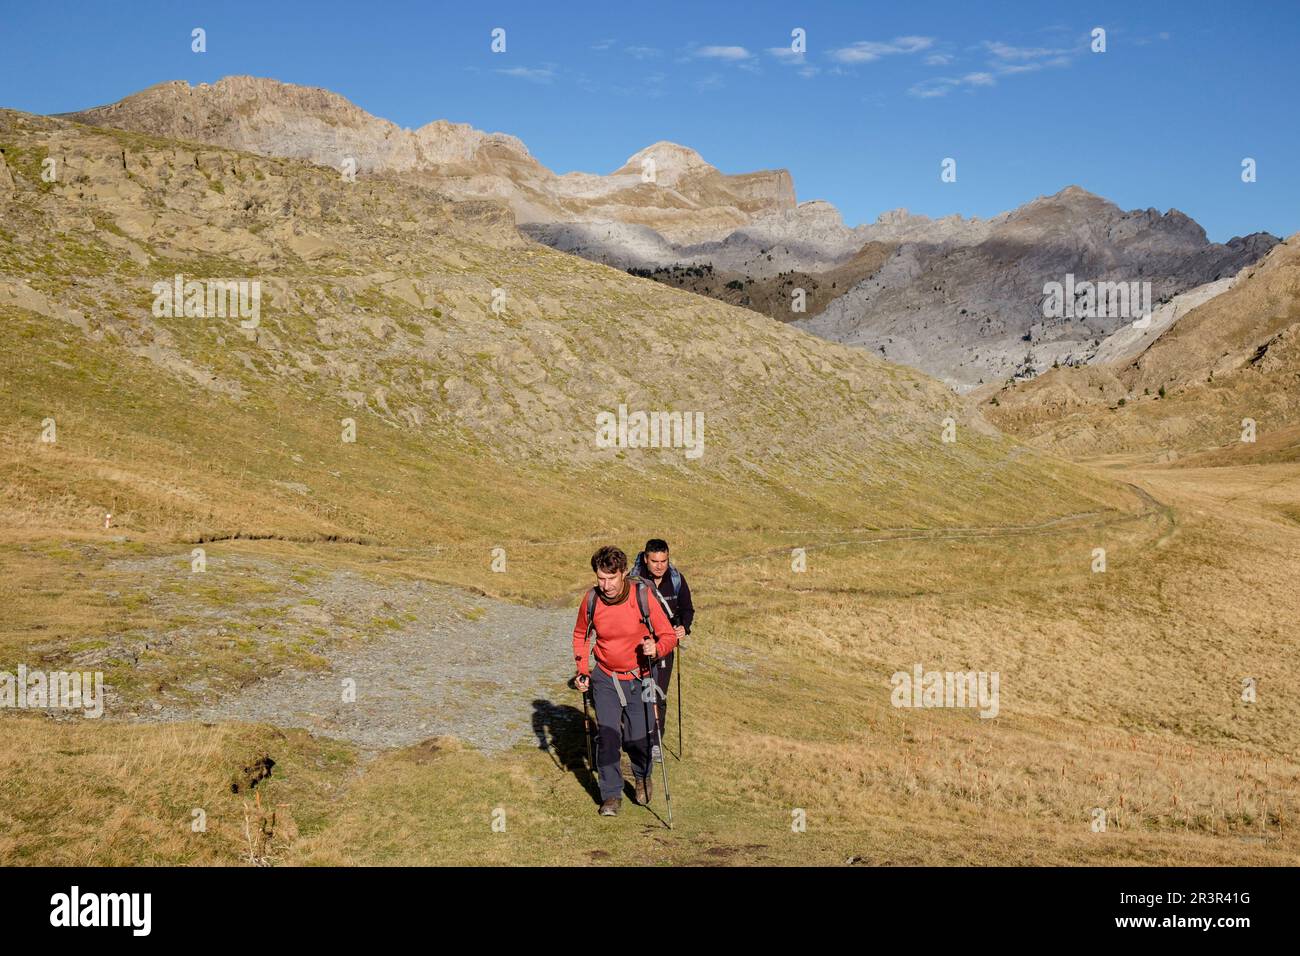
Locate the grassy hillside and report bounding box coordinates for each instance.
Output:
[0,107,1130,590]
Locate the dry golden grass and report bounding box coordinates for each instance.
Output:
[0,717,353,865]
[4,458,1298,865]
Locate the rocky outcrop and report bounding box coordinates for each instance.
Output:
[63,77,796,244]
[1090,276,1237,367]
[64,76,534,175]
[794,187,1280,392]
[983,235,1300,457]
[0,149,14,196]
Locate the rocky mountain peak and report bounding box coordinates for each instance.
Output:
[620,141,714,178]
[876,207,925,226]
[1054,184,1098,201]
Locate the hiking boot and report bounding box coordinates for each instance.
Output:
[599,797,621,816]
[634,776,653,806]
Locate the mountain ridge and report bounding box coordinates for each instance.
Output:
[62,76,797,244]
[59,76,1279,391]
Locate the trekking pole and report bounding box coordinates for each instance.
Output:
[582,688,595,771]
[676,645,683,760]
[644,673,673,828]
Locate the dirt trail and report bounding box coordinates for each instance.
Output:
[717,481,1168,568]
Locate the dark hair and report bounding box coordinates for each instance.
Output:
[644,538,669,555]
[591,545,628,574]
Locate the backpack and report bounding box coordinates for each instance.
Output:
[632,552,682,598]
[585,578,657,648]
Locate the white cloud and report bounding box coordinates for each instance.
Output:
[829,36,934,63]
[908,72,996,98]
[765,46,804,75]
[1134,31,1173,46]
[984,39,1080,73]
[911,36,1077,98]
[767,46,806,64]
[984,40,1070,60]
[996,62,1042,74]
[496,67,555,83]
[696,45,752,61]
[981,39,1077,77]
[995,55,1072,75]
[909,79,956,98]
[925,53,954,66]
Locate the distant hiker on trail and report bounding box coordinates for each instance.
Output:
[631,539,694,760]
[574,545,678,817]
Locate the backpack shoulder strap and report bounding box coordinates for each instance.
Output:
[585,587,599,641]
[670,565,682,593]
[634,580,654,633]
[644,576,674,619]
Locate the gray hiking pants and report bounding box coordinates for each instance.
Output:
[589,666,655,800]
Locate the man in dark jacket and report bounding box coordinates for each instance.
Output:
[631,538,694,761]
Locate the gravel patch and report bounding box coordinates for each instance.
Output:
[65,548,583,755]
[152,574,575,754]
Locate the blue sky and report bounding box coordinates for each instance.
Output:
[2,0,1297,241]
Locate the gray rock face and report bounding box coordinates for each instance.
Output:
[518,219,686,271]
[794,187,1279,392]
[857,207,999,246]
[529,186,1277,393]
[523,200,871,279]
[523,202,998,280]
[1090,276,1238,367]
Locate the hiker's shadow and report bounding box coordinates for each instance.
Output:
[532,699,601,804]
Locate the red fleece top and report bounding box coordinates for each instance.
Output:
[573,584,678,679]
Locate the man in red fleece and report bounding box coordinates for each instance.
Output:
[574,545,678,816]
